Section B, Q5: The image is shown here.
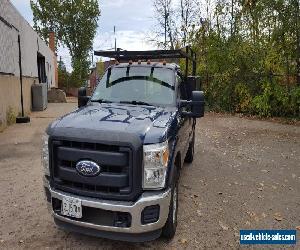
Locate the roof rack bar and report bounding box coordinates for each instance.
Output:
[98,54,188,61]
[94,46,197,77]
[185,47,189,80]
[94,46,196,62]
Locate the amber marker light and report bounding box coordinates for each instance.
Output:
[162,147,169,167]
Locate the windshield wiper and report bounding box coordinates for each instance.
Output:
[119,100,152,106]
[91,99,113,103]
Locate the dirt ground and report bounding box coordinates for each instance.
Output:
[0,100,299,249]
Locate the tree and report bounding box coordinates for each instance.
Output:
[179,0,200,46]
[151,0,300,117]
[151,0,200,49]
[96,59,105,78]
[152,0,177,49]
[30,0,100,87]
[58,59,66,72]
[57,59,71,88]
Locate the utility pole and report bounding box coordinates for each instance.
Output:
[114,26,117,52]
[16,34,30,123]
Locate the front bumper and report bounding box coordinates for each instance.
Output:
[44,178,171,241]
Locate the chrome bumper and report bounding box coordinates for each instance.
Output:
[44,179,171,234]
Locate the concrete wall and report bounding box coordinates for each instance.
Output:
[0,75,37,131]
[0,0,57,129]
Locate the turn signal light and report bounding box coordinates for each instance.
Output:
[162,147,169,167]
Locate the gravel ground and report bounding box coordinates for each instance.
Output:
[0,102,299,249]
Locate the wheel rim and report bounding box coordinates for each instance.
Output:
[172,185,178,224]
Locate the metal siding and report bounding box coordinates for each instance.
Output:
[0,0,19,76]
[0,0,56,87]
[0,21,18,75]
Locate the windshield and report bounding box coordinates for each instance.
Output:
[91,66,175,106]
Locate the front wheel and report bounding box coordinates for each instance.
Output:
[161,179,178,239]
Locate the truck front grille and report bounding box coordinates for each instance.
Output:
[50,140,140,200]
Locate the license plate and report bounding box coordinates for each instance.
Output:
[61,197,82,218]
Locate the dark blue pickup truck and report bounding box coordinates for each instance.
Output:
[42,48,204,242]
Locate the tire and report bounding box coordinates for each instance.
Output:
[184,131,195,163]
[162,177,178,239]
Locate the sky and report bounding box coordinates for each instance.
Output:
[10,0,157,71]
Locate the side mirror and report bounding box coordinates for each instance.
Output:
[78,87,90,108]
[191,91,205,118]
[179,91,205,118]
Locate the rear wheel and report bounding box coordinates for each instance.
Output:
[184,131,195,163]
[162,177,178,239]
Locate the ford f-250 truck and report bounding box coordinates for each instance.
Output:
[42,47,204,242]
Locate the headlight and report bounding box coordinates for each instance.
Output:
[143,141,169,190]
[42,133,50,176]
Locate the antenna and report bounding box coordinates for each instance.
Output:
[114,26,117,52]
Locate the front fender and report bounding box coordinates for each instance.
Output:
[166,136,180,188]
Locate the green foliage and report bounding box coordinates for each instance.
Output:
[234,83,252,113]
[251,82,272,117]
[290,87,300,116]
[31,0,100,86]
[96,60,105,78]
[58,60,71,88]
[188,0,300,118]
[70,57,91,87]
[251,82,300,117]
[6,107,17,126]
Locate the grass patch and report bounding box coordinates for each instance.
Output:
[6,106,17,126]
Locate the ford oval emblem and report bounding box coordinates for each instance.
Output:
[76,160,101,177]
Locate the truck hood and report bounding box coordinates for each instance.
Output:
[48,102,178,144]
